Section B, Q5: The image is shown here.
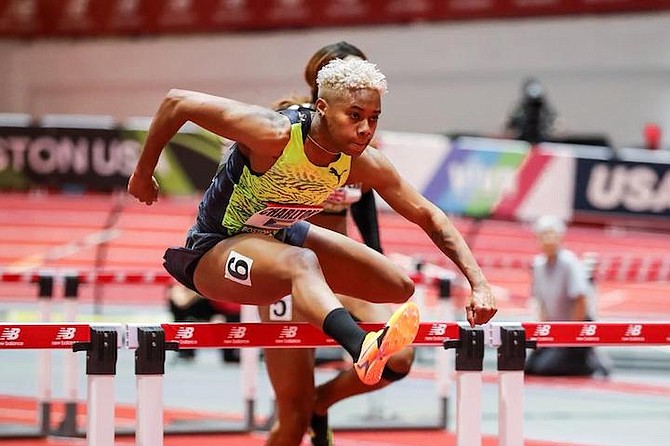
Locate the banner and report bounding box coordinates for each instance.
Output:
[0,125,223,194]
[376,133,670,228]
[2,121,669,229]
[422,137,529,218]
[574,157,670,219]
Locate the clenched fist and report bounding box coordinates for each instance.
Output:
[128,173,160,205]
[465,283,498,327]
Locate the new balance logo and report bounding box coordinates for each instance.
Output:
[228,326,247,339]
[533,324,551,337]
[55,327,76,340]
[428,323,447,336]
[0,327,21,341]
[579,324,597,337]
[624,324,642,337]
[175,327,195,339]
[279,326,298,339]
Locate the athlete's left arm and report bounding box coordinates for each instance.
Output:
[350,148,497,326]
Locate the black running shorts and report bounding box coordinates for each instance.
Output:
[163,221,311,294]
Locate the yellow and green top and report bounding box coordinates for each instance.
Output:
[198,109,351,236]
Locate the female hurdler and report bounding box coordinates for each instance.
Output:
[127,59,497,435]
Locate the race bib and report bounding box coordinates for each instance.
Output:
[269,295,293,321]
[224,250,253,286]
[243,203,322,231]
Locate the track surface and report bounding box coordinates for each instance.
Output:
[1,193,668,319]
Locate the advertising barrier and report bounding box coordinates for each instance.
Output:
[574,156,670,220]
[0,123,222,194]
[377,133,669,228]
[1,118,668,229]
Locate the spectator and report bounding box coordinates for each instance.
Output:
[525,215,611,377]
[505,77,557,144]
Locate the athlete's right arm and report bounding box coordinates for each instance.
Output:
[128,89,291,205]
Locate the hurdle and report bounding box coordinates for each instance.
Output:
[457,321,670,446]
[126,319,462,444]
[0,271,67,438]
[0,322,123,445]
[1,265,454,437]
[118,320,670,446]
[0,269,173,439]
[4,267,668,445]
[3,318,670,445]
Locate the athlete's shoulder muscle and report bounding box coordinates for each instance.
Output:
[173,89,291,158]
[349,146,401,191]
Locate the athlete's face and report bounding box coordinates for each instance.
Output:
[318,88,381,156]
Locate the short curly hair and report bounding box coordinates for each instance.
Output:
[316,58,387,98]
[305,41,367,103]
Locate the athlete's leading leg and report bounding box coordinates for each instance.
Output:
[193,230,419,387]
[300,224,415,303]
[193,228,413,319]
[310,298,415,445]
[315,297,414,409]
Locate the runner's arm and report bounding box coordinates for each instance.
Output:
[129,89,291,204]
[351,149,497,326]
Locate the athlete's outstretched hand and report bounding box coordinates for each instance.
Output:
[465,283,497,327]
[128,173,160,205]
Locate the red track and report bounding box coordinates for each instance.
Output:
[1,192,668,318]
[0,431,595,446]
[0,396,597,446]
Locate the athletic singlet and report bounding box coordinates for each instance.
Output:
[282,104,363,214]
[195,109,352,237]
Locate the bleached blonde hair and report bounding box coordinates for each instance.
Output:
[316,58,388,98]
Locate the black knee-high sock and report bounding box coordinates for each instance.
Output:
[322,308,366,360]
[310,412,330,445]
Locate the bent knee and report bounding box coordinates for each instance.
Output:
[401,275,416,300]
[282,247,321,277]
[387,274,415,304]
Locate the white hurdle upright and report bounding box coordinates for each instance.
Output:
[428,275,456,429]
[36,276,54,436]
[57,274,82,437]
[0,323,123,446]
[130,326,178,446]
[445,325,484,446]
[456,371,482,446]
[494,326,530,446]
[239,304,261,431]
[72,324,124,446]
